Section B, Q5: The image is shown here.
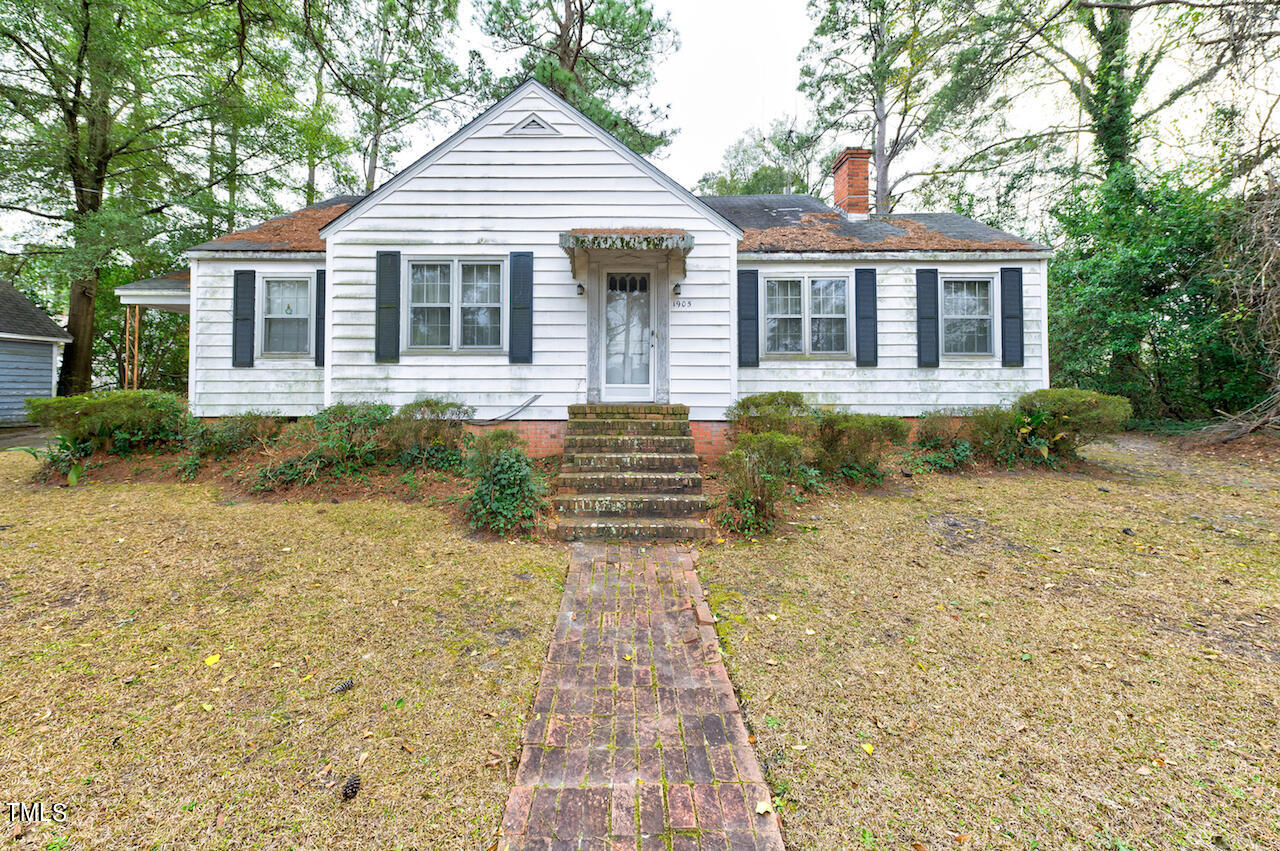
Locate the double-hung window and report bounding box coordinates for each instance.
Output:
[262,278,310,355]
[407,258,504,350]
[763,276,850,356]
[941,278,994,355]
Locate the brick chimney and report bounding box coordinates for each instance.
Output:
[833,147,872,216]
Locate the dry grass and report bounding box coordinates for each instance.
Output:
[0,452,564,849]
[698,435,1280,849]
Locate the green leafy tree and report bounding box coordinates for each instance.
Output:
[953,0,1280,178]
[801,0,990,213]
[695,119,825,197]
[304,0,472,192]
[479,0,678,156]
[1050,170,1268,420]
[0,0,324,394]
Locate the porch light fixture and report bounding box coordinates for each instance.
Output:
[576,283,585,295]
[672,283,681,296]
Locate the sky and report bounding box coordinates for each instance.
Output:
[432,0,816,189]
[645,0,814,186]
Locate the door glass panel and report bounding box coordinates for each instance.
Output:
[605,273,650,385]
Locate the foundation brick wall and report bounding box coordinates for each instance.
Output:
[466,420,567,457]
[689,421,731,462]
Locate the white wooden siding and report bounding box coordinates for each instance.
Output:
[189,257,325,417]
[739,258,1049,414]
[324,87,739,421]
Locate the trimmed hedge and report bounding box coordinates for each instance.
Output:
[25,390,192,455]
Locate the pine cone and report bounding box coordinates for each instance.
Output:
[340,774,361,801]
[330,678,354,694]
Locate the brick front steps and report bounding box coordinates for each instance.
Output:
[554,405,710,542]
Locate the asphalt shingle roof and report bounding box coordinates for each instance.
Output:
[115,268,191,292]
[189,195,363,252]
[699,194,1048,253]
[0,281,71,342]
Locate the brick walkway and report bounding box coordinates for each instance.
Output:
[498,543,784,849]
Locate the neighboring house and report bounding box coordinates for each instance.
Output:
[0,282,71,425]
[119,80,1050,457]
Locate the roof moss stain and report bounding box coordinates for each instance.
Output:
[193,195,362,252]
[740,214,1038,253]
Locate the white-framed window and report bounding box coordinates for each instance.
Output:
[405,257,505,351]
[261,277,311,355]
[763,275,850,356]
[941,277,994,355]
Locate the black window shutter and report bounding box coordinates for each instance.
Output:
[314,269,326,367]
[854,268,877,367]
[1000,266,1024,367]
[916,268,939,368]
[738,268,759,367]
[374,251,400,363]
[232,269,255,368]
[509,251,533,364]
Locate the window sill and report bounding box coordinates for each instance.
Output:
[940,353,997,361]
[400,347,508,357]
[760,353,856,362]
[258,352,314,361]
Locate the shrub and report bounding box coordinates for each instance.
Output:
[810,411,909,481]
[719,431,803,534]
[466,428,525,473]
[725,391,810,436]
[25,390,191,454]
[253,402,394,491]
[913,410,963,451]
[187,412,281,459]
[920,439,974,472]
[310,402,394,470]
[1016,388,1132,455]
[381,398,474,469]
[967,406,1026,466]
[466,433,545,535]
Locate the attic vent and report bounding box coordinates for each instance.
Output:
[507,112,559,136]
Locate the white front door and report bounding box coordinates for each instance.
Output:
[602,271,654,401]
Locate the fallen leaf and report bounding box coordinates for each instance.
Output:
[401,743,414,753]
[755,798,774,815]
[1136,766,1152,776]
[201,703,213,712]
[204,654,220,667]
[766,613,778,621]
[862,743,874,755]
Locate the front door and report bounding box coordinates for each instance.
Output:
[602,271,653,401]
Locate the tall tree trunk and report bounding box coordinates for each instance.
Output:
[226,122,239,231]
[305,61,324,205]
[58,269,99,395]
[365,123,381,192]
[1088,9,1138,174]
[873,92,891,214]
[207,120,218,231]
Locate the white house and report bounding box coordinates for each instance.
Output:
[120,80,1050,459]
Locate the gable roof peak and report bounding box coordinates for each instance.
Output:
[319,78,742,240]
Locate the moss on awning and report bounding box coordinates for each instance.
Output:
[558,228,694,253]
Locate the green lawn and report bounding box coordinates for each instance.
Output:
[0,452,563,849]
[699,435,1280,849]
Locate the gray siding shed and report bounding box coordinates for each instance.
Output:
[0,339,56,424]
[0,282,70,424]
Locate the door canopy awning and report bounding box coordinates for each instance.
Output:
[559,228,694,279]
